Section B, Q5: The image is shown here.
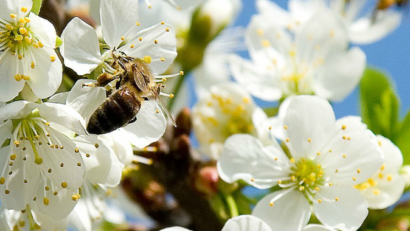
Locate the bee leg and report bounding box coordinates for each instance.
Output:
[82,82,97,88]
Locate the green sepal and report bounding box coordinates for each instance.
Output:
[55,36,63,48]
[31,0,42,15]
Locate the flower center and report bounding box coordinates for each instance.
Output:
[0,10,41,57]
[12,109,49,165]
[288,158,324,195]
[206,94,254,141]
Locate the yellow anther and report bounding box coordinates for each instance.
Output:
[94,143,99,148]
[136,22,140,26]
[143,56,152,64]
[335,197,339,201]
[10,154,17,160]
[170,94,174,98]
[19,27,28,34]
[74,148,79,153]
[24,37,32,44]
[60,163,64,167]
[5,190,10,194]
[19,18,25,24]
[86,154,90,158]
[0,177,5,185]
[315,187,320,191]
[286,138,290,142]
[329,30,335,37]
[121,36,125,41]
[18,55,23,60]
[368,178,377,187]
[329,149,332,153]
[45,186,50,191]
[307,138,311,142]
[269,202,274,206]
[316,152,321,156]
[329,182,333,186]
[166,28,170,32]
[274,157,278,161]
[373,189,380,195]
[10,13,17,19]
[250,178,255,182]
[35,157,43,165]
[290,158,295,163]
[15,35,23,41]
[139,37,143,41]
[291,176,296,181]
[343,136,347,140]
[289,50,296,57]
[342,125,346,130]
[262,40,270,47]
[77,162,81,166]
[130,44,134,48]
[71,194,79,201]
[43,197,49,205]
[6,24,13,30]
[161,21,165,25]
[352,177,357,181]
[180,71,184,75]
[61,182,68,188]
[380,164,385,171]
[38,41,43,48]
[299,186,305,191]
[31,62,35,69]
[387,174,393,182]
[357,169,361,174]
[318,199,322,203]
[342,154,346,158]
[154,39,158,44]
[277,180,282,184]
[156,110,159,113]
[269,126,272,130]
[21,7,28,13]
[378,173,384,179]
[13,74,21,81]
[256,29,264,36]
[24,17,30,23]
[283,126,288,130]
[160,57,165,62]
[33,43,39,48]
[49,55,56,62]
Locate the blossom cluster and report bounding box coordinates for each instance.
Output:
[0,0,408,230]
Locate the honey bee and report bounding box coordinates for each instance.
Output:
[86,53,176,135]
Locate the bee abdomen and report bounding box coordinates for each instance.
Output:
[87,88,141,134]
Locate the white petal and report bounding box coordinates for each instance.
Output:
[66,79,107,122]
[283,95,335,159]
[67,200,92,231]
[74,136,123,187]
[0,0,32,19]
[32,207,68,230]
[35,186,78,219]
[230,55,281,101]
[321,130,384,185]
[161,227,191,231]
[349,11,401,44]
[48,92,69,104]
[121,100,166,148]
[304,224,335,231]
[222,215,272,231]
[296,8,348,62]
[61,18,103,75]
[39,103,87,135]
[0,101,34,121]
[25,47,62,99]
[29,13,57,48]
[119,23,177,74]
[0,146,40,211]
[102,130,133,165]
[335,116,367,133]
[39,129,85,191]
[217,134,289,189]
[256,0,291,28]
[314,47,366,101]
[0,206,19,230]
[363,174,405,209]
[0,52,25,102]
[0,120,13,146]
[100,0,139,48]
[377,135,403,173]
[253,190,311,231]
[314,186,368,230]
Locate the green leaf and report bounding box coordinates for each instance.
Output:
[263,107,279,117]
[395,110,410,164]
[360,68,400,139]
[55,36,63,48]
[31,0,42,15]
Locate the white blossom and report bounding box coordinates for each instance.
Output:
[61,0,177,76]
[355,135,405,209]
[231,8,365,102]
[217,95,384,231]
[0,101,86,219]
[0,0,62,102]
[256,0,402,44]
[192,83,271,159]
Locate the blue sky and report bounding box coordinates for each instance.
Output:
[232,0,410,119]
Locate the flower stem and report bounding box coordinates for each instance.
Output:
[224,194,239,218]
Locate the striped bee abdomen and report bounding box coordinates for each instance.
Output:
[87,88,142,134]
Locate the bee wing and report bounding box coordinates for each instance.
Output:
[132,64,149,92]
[154,86,176,127]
